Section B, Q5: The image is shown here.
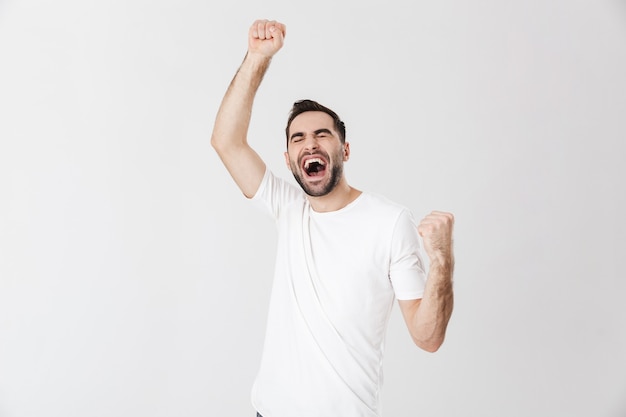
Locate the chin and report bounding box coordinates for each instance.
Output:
[293,164,342,197]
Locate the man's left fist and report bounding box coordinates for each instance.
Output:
[418,211,455,265]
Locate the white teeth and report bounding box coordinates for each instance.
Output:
[304,158,325,168]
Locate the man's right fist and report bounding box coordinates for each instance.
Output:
[248,19,286,58]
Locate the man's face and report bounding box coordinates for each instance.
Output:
[284,111,349,197]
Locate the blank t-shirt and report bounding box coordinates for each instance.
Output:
[250,169,426,417]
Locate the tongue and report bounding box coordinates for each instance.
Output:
[308,164,326,177]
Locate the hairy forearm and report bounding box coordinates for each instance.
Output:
[211,53,272,150]
[410,259,454,352]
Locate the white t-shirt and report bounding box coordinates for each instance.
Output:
[250,169,426,417]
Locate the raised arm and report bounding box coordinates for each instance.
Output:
[399,211,455,352]
[211,19,286,198]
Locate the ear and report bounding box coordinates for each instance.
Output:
[343,142,350,161]
[284,151,292,171]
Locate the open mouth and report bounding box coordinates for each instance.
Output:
[302,157,327,178]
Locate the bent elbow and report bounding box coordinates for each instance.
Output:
[413,336,444,353]
[421,342,442,353]
[210,135,222,151]
[211,135,232,160]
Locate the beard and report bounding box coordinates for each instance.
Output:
[290,149,344,197]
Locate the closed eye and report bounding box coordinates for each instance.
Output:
[290,133,304,143]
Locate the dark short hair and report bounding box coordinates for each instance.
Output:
[285,99,346,147]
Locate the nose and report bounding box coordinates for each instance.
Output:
[303,134,319,151]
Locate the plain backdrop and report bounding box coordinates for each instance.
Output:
[1,0,625,416]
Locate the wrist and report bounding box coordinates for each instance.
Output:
[239,52,272,82]
[245,51,273,65]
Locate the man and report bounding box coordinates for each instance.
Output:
[211,19,454,417]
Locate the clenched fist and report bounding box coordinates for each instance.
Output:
[418,211,455,267]
[248,19,286,58]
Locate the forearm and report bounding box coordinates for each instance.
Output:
[210,20,285,197]
[409,259,454,352]
[211,53,272,150]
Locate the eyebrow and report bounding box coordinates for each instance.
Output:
[289,129,333,142]
[314,128,332,136]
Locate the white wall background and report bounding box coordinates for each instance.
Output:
[1,0,625,416]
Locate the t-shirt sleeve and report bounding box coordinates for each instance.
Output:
[251,168,304,220]
[389,209,427,300]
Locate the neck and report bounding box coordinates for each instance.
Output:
[308,178,361,213]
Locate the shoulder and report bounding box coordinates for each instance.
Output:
[358,191,412,219]
[255,169,303,199]
[251,169,306,218]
